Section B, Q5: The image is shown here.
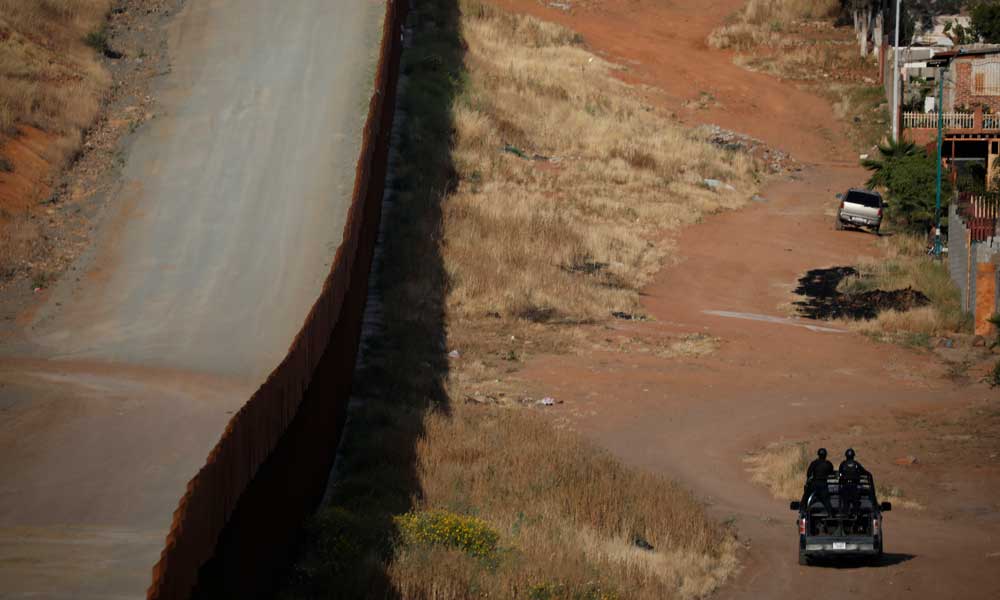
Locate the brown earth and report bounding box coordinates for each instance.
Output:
[495,0,1000,597]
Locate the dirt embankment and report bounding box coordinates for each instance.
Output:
[0,0,183,326]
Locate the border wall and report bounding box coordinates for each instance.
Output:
[146,0,407,596]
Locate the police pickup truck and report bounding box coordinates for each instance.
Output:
[790,473,892,565]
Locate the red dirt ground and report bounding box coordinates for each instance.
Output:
[499,0,1000,597]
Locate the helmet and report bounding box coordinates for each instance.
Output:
[845,448,855,460]
[817,448,827,459]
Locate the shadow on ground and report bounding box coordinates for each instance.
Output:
[249,1,461,597]
[793,266,929,321]
[808,552,916,569]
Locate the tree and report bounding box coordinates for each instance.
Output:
[972,1,1000,43]
[861,139,921,187]
[861,140,949,231]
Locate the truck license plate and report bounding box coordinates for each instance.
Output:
[832,542,847,550]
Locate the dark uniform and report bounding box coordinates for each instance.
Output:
[801,453,835,516]
[838,449,872,516]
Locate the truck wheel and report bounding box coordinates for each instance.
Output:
[834,216,844,231]
[799,550,810,566]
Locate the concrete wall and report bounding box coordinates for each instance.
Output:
[146,1,407,598]
[949,203,971,311]
[948,203,1000,335]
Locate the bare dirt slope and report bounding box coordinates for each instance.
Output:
[0,0,384,596]
[499,0,1000,597]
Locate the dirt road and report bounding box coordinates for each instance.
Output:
[0,0,384,596]
[501,0,1000,597]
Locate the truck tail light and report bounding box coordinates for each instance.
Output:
[799,517,807,535]
[872,518,879,535]
[877,207,883,218]
[840,201,845,211]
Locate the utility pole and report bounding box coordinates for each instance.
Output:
[934,68,944,258]
[892,0,902,141]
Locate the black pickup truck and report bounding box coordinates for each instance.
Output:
[790,473,892,565]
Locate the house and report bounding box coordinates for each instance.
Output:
[901,46,1000,188]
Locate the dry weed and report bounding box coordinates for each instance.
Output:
[0,0,110,153]
[836,234,967,337]
[445,0,757,324]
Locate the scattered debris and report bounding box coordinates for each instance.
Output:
[894,456,918,466]
[793,266,930,321]
[448,349,461,358]
[751,194,767,203]
[502,144,550,161]
[537,396,560,406]
[699,124,797,173]
[633,535,654,550]
[702,178,735,191]
[612,311,648,321]
[973,336,987,348]
[548,1,572,10]
[937,337,955,348]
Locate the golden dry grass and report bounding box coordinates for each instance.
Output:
[836,234,967,338]
[744,442,922,509]
[445,0,757,324]
[279,1,753,597]
[386,409,739,599]
[708,0,839,51]
[0,0,109,146]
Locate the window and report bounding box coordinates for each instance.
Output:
[971,57,1000,96]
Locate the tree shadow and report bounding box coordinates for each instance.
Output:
[191,0,463,597]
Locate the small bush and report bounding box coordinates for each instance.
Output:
[0,156,13,173]
[84,28,109,52]
[395,510,500,559]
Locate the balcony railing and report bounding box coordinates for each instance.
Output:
[903,112,975,129]
[903,110,1000,130]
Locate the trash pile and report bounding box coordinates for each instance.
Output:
[698,124,798,174]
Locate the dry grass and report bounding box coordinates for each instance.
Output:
[708,0,839,51]
[744,442,922,509]
[445,0,757,324]
[279,0,753,597]
[836,234,968,339]
[385,409,738,599]
[0,0,109,146]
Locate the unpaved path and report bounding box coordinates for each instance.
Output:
[0,0,384,596]
[500,0,1000,597]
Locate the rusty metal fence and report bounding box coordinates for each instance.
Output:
[146,0,407,597]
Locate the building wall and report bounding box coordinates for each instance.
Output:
[953,60,1000,113]
[975,262,998,335]
[949,203,971,311]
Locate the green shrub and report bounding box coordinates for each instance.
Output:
[395,510,499,559]
[84,28,108,52]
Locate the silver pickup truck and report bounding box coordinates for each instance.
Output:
[835,188,883,234]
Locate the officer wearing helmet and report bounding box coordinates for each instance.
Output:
[838,448,872,516]
[801,447,835,516]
